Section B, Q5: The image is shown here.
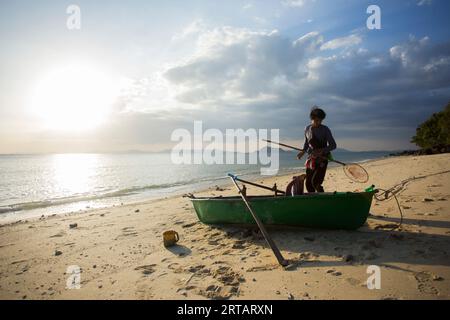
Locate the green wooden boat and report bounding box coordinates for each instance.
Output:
[191,191,375,230]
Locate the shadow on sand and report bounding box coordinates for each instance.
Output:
[205,214,450,271]
[166,244,192,257]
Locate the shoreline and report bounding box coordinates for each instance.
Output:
[0,154,390,226]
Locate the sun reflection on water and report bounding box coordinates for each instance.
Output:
[52,154,99,196]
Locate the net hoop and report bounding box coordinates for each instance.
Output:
[343,163,369,183]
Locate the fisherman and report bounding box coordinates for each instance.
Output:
[296,106,337,193]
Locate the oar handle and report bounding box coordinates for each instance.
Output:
[227,173,237,179]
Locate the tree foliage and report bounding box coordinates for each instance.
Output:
[411,103,450,148]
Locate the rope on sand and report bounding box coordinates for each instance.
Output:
[372,169,450,231]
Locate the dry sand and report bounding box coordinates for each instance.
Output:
[0,154,449,300]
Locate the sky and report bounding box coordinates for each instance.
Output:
[0,0,449,153]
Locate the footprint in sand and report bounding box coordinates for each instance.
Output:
[115,227,138,240]
[49,231,66,238]
[346,277,361,286]
[168,262,184,273]
[195,265,244,299]
[414,272,439,296]
[134,264,157,275]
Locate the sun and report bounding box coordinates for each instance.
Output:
[30,63,120,131]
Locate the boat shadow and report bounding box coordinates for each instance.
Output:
[369,214,450,229]
[207,217,450,270]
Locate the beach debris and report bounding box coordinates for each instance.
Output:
[288,293,295,300]
[134,209,140,213]
[54,250,63,256]
[215,185,225,191]
[185,273,196,285]
[100,213,105,217]
[69,223,78,229]
[422,198,434,202]
[432,275,444,281]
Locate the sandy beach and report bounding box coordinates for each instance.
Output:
[0,153,449,300]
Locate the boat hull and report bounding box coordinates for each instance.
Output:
[191,191,374,230]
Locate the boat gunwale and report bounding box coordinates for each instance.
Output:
[190,191,375,202]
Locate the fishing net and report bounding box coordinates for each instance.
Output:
[343,163,369,183]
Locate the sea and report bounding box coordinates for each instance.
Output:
[0,150,391,223]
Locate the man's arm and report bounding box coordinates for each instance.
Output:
[297,127,309,159]
[323,127,337,153]
[302,126,310,153]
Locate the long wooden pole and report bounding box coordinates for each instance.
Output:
[228,174,289,267]
[263,139,303,152]
[262,139,345,166]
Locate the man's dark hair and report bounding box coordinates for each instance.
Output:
[310,106,326,120]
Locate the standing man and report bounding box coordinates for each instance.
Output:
[297,106,337,193]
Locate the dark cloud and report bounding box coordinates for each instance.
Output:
[160,28,450,149]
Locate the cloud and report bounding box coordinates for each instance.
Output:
[164,28,323,106]
[160,26,450,149]
[320,34,362,50]
[41,26,447,153]
[171,19,206,41]
[282,0,316,8]
[417,0,432,6]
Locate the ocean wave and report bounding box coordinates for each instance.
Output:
[0,179,211,214]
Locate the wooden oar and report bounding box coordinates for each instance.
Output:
[228,173,289,267]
